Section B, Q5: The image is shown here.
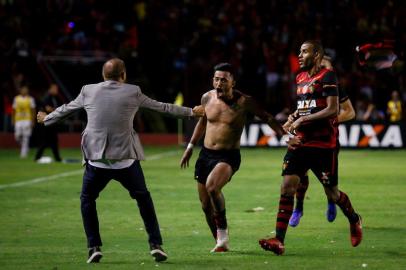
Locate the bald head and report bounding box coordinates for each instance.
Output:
[102,58,126,81]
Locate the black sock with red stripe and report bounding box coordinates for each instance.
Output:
[214,209,227,230]
[295,175,309,211]
[336,191,359,224]
[275,195,294,243]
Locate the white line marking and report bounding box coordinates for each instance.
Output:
[0,150,180,190]
[146,150,180,161]
[0,170,83,190]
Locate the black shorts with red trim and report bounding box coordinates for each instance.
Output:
[282,147,338,187]
[194,146,241,184]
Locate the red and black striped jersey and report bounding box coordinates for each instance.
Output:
[295,68,338,148]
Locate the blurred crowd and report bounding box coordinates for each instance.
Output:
[1,0,405,133]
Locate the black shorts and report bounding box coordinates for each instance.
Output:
[282,147,338,187]
[194,147,241,184]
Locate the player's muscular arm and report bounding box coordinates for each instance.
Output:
[189,93,210,145]
[180,118,207,168]
[338,99,355,123]
[180,93,209,168]
[189,116,207,145]
[291,95,338,132]
[201,92,210,107]
[246,97,285,136]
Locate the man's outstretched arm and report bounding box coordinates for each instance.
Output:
[38,87,85,126]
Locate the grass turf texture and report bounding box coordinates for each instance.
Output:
[0,147,405,269]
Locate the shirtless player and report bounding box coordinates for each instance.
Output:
[180,63,284,252]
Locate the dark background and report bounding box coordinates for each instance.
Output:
[1,0,405,133]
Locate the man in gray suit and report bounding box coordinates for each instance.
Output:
[37,58,204,263]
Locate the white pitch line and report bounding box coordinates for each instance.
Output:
[0,150,180,190]
[0,170,83,190]
[145,150,180,161]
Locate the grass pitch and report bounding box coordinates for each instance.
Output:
[0,146,406,269]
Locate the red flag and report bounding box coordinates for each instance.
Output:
[356,40,397,70]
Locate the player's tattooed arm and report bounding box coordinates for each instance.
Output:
[190,92,209,145]
[201,92,210,106]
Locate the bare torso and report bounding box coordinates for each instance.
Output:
[203,90,247,150]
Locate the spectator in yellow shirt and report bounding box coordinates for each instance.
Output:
[387,90,402,122]
[12,85,36,158]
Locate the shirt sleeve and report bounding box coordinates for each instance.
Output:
[338,87,349,103]
[137,88,193,117]
[44,86,85,126]
[321,70,338,97]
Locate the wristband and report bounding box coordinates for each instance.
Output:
[187,143,194,150]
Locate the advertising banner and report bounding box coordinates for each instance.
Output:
[240,122,405,149]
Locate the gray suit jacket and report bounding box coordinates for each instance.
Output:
[44,81,192,161]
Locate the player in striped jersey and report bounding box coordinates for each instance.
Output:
[288,56,356,227]
[259,41,362,255]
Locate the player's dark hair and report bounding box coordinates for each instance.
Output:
[304,40,324,58]
[214,62,235,77]
[103,58,126,80]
